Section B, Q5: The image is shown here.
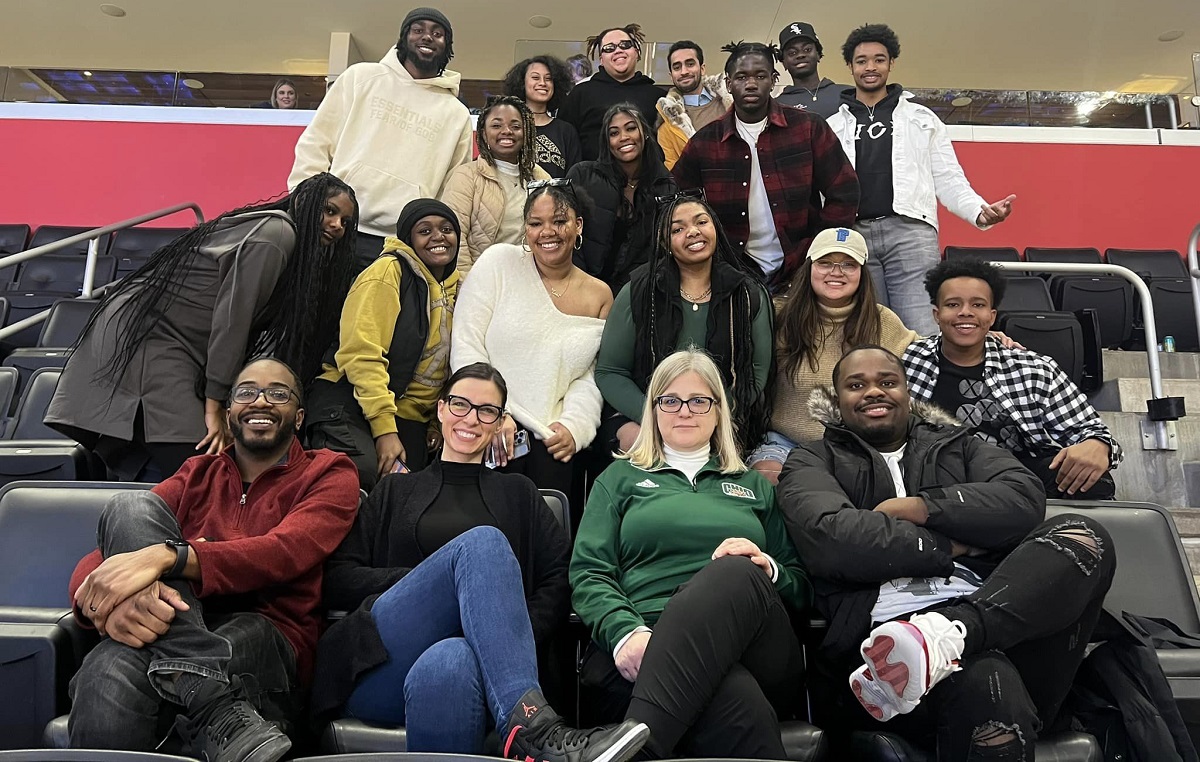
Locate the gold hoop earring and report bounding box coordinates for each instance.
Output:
[521,241,532,254]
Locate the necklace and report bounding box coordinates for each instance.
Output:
[542,269,575,299]
[865,102,878,122]
[680,286,712,311]
[798,86,818,102]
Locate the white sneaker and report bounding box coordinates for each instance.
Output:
[857,611,967,717]
[849,664,902,722]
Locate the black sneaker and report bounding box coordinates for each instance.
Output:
[502,688,649,762]
[178,693,291,762]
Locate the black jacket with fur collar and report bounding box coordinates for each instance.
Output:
[776,387,1045,658]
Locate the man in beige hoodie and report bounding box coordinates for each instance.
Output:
[289,7,473,275]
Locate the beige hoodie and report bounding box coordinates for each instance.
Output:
[288,48,473,238]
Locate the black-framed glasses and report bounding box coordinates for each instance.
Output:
[654,395,717,415]
[444,394,504,424]
[527,178,573,194]
[813,259,861,274]
[231,386,297,406]
[655,187,707,207]
[600,40,637,54]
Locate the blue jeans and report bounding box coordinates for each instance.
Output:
[746,431,799,468]
[344,526,539,753]
[857,216,941,336]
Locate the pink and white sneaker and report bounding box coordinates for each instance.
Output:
[853,611,967,720]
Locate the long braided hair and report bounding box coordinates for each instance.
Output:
[81,172,358,393]
[631,196,774,455]
[475,95,539,186]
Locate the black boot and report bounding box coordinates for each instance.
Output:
[502,688,649,762]
[176,678,291,762]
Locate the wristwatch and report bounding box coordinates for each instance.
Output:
[164,539,189,579]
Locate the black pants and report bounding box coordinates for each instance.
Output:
[68,492,298,750]
[352,232,387,278]
[867,514,1116,761]
[306,378,429,492]
[497,435,576,506]
[580,556,804,759]
[1019,452,1116,500]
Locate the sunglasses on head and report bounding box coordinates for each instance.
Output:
[655,188,707,207]
[601,39,637,54]
[527,178,574,194]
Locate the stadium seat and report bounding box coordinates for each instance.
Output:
[37,298,98,348]
[1024,247,1102,265]
[6,367,64,441]
[0,482,151,749]
[995,311,1085,385]
[0,225,30,257]
[1147,279,1199,352]
[27,226,112,258]
[1,750,187,761]
[13,253,117,294]
[108,227,187,278]
[3,288,104,352]
[1049,276,1134,348]
[0,367,19,420]
[943,246,1021,263]
[1105,248,1186,280]
[1001,276,1054,312]
[3,300,99,394]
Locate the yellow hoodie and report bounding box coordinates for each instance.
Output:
[319,238,460,436]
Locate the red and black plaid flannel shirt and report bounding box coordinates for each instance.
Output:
[672,99,859,291]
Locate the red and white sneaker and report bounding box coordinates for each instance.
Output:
[849,664,902,722]
[854,611,967,719]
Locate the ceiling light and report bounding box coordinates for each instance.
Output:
[181,78,205,89]
[1158,30,1185,42]
[99,4,126,17]
[528,15,552,29]
[83,71,92,77]
[1191,95,1200,107]
[950,96,973,107]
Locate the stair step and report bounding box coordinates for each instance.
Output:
[1183,537,1200,577]
[1170,507,1200,537]
[1091,377,1200,412]
[1102,349,1200,382]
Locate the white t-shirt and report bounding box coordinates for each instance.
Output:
[735,117,786,277]
[870,444,981,623]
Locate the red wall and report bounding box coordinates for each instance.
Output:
[937,141,1200,254]
[5,115,1200,255]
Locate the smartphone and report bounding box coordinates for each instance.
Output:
[391,459,409,474]
[484,429,532,470]
[511,429,531,460]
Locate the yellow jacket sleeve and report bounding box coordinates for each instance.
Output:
[334,262,403,438]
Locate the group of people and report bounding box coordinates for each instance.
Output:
[43,6,1136,762]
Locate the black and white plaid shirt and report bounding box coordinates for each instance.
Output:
[902,335,1122,468]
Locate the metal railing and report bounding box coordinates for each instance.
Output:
[1187,223,1200,348]
[991,261,1182,451]
[0,202,204,342]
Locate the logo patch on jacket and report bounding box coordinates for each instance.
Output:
[722,483,755,500]
[636,479,659,488]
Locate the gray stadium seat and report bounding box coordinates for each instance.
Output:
[27,226,112,258]
[1024,247,1102,265]
[943,246,1021,263]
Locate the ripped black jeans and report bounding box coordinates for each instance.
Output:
[912,513,1116,761]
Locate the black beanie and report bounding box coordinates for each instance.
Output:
[395,198,460,246]
[401,7,454,45]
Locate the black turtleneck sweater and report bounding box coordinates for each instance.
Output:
[415,460,497,555]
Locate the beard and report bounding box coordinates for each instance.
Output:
[230,411,296,454]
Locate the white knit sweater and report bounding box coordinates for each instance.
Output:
[450,243,605,449]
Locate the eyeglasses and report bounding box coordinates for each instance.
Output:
[527,178,573,194]
[654,395,717,414]
[444,394,504,424]
[600,40,637,54]
[655,187,707,207]
[813,260,861,274]
[231,386,297,406]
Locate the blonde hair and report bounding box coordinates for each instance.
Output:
[623,348,746,474]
